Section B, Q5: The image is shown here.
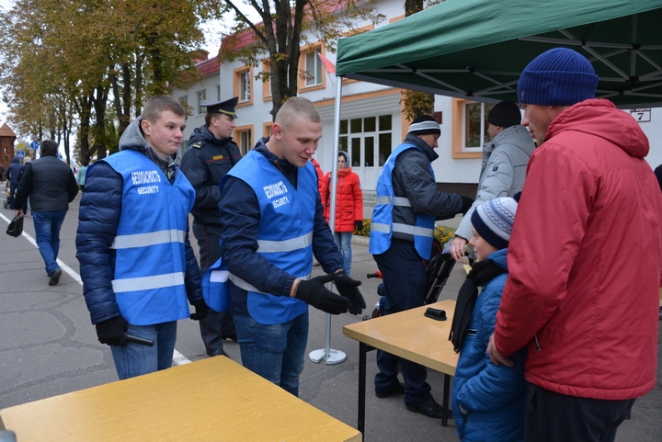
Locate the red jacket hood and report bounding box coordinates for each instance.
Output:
[546,99,649,159]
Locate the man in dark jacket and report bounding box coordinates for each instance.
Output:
[14,142,78,285]
[180,97,242,357]
[76,96,207,380]
[218,97,365,396]
[369,115,473,418]
[6,156,21,209]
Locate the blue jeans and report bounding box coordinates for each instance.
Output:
[32,211,66,275]
[234,311,309,396]
[110,321,177,380]
[333,232,353,276]
[373,241,432,404]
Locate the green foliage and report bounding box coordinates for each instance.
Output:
[215,0,383,118]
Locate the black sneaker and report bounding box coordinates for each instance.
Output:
[48,268,62,286]
[405,397,443,419]
[375,381,406,399]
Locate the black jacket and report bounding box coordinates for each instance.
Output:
[389,134,463,242]
[13,155,78,211]
[180,126,242,225]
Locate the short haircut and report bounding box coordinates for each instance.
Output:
[142,95,185,123]
[275,97,321,129]
[41,140,58,156]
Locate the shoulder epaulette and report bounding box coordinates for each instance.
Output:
[192,141,203,149]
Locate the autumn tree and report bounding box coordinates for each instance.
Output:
[0,0,207,165]
[213,0,382,119]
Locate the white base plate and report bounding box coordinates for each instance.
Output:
[308,348,346,365]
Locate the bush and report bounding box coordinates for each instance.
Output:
[354,219,456,248]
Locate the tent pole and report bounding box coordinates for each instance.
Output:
[309,75,346,365]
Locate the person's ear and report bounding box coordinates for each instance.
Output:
[271,123,283,139]
[140,119,151,136]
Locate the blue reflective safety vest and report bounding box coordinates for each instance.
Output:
[225,150,316,325]
[201,257,229,313]
[369,143,436,260]
[103,150,196,325]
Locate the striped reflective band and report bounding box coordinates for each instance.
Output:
[112,229,185,249]
[230,272,312,294]
[375,196,411,207]
[371,222,391,233]
[256,232,313,253]
[371,222,433,236]
[112,272,185,293]
[392,223,434,237]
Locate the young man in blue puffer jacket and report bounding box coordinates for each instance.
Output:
[450,197,526,442]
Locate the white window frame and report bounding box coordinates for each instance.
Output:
[305,47,323,87]
[239,71,251,103]
[197,90,206,115]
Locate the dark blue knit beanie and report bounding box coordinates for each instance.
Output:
[517,48,598,106]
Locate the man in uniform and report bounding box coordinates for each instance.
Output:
[180,97,242,357]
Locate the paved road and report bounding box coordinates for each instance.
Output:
[0,193,660,441]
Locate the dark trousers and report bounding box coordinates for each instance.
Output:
[525,383,635,442]
[192,221,236,354]
[8,182,18,209]
[373,240,432,404]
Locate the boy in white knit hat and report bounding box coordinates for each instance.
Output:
[449,197,526,442]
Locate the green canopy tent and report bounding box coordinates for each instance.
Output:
[335,0,662,108]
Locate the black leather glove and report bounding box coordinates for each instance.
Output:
[460,196,474,215]
[354,220,363,233]
[190,300,209,321]
[95,316,128,346]
[333,271,366,315]
[295,274,349,315]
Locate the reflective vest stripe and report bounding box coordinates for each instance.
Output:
[371,222,391,233]
[392,223,434,237]
[375,196,411,207]
[112,229,185,249]
[112,272,185,293]
[256,232,313,253]
[230,272,312,294]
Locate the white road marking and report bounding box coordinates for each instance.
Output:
[0,212,193,365]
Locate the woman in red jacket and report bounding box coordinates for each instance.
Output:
[321,151,363,276]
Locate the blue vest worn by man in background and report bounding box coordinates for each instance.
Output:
[370,115,472,419]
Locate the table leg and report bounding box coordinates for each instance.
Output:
[358,342,368,439]
[442,373,451,427]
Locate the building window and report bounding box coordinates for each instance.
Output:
[234,124,254,155]
[451,99,498,159]
[197,90,206,114]
[299,44,326,91]
[262,61,272,102]
[463,102,495,150]
[239,71,251,102]
[234,67,254,107]
[339,114,392,168]
[216,85,221,101]
[305,47,322,87]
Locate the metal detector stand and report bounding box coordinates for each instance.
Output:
[309,77,347,365]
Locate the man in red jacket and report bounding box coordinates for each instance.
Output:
[487,48,662,442]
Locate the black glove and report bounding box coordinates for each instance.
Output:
[354,220,363,233]
[295,274,349,315]
[95,316,128,346]
[460,196,474,215]
[190,300,209,321]
[333,271,366,315]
